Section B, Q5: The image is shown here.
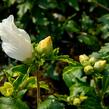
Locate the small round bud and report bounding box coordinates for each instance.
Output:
[73,98,81,105]
[89,57,96,65]
[79,54,89,66]
[36,36,53,55]
[94,60,106,71]
[84,65,94,75]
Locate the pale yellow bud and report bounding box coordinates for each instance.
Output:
[79,95,87,102]
[73,98,81,105]
[89,57,96,65]
[94,60,106,71]
[79,54,89,66]
[84,65,94,75]
[36,36,53,55]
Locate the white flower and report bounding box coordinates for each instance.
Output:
[0,15,33,61]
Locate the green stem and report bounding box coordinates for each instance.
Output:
[93,1,109,12]
[93,76,100,95]
[93,76,105,108]
[36,66,41,108]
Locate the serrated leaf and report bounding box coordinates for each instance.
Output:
[63,66,83,88]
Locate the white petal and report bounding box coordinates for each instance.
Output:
[0,15,33,61]
[18,29,31,42]
[2,42,24,61]
[2,42,32,61]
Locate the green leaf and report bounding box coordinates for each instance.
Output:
[102,65,109,92]
[69,82,94,97]
[38,0,58,9]
[78,34,98,46]
[97,0,109,8]
[40,81,49,90]
[0,97,29,109]
[63,66,83,88]
[80,96,102,109]
[3,0,15,7]
[64,20,79,32]
[11,65,28,74]
[68,80,102,108]
[17,89,27,98]
[102,75,109,93]
[13,74,26,90]
[98,43,109,61]
[81,13,93,30]
[56,55,79,65]
[90,43,109,61]
[38,96,65,109]
[17,1,32,17]
[19,77,36,90]
[99,14,109,24]
[69,0,79,11]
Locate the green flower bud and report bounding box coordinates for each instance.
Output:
[89,57,96,65]
[0,82,14,96]
[79,54,89,66]
[73,98,81,105]
[94,60,106,71]
[84,65,94,75]
[36,36,53,55]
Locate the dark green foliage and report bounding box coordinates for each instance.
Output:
[0,97,29,109]
[38,96,65,109]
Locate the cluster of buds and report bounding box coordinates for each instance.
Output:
[79,54,106,75]
[67,95,87,106]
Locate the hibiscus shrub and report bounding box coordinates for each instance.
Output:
[0,0,109,109]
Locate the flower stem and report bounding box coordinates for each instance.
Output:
[93,1,109,12]
[36,67,41,108]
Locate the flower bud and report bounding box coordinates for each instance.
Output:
[0,82,14,96]
[84,65,94,75]
[89,57,96,65]
[36,36,53,55]
[79,95,87,102]
[73,98,81,105]
[94,60,106,71]
[79,54,89,66]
